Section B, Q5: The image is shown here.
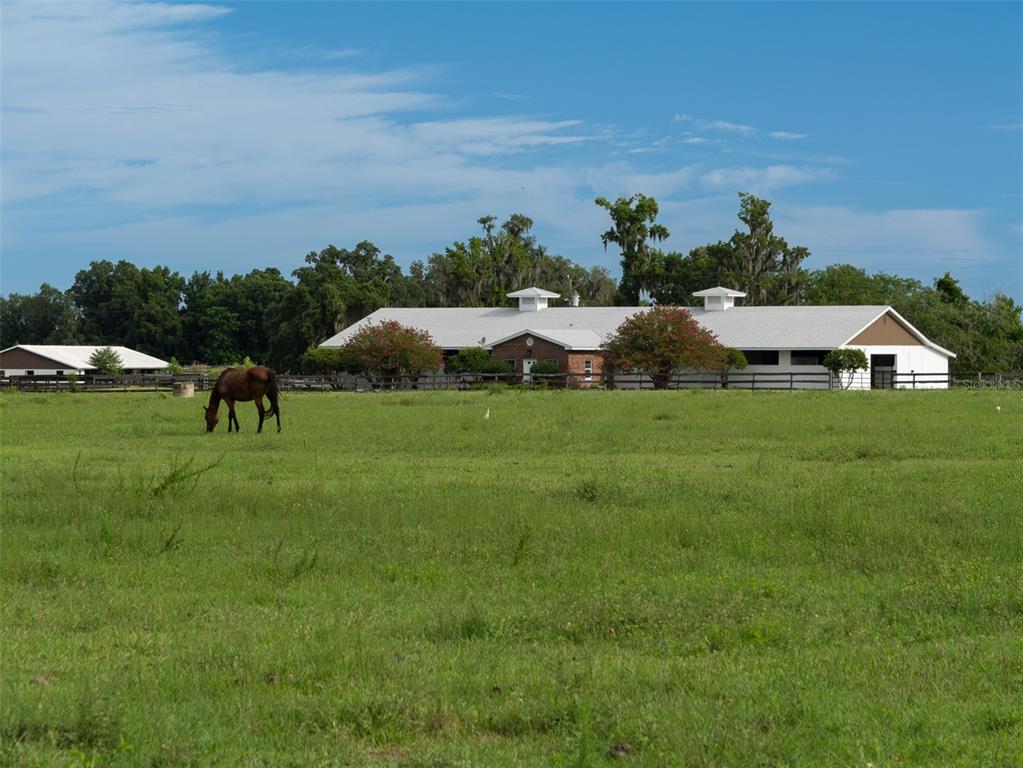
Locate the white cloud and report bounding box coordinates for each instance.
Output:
[493,92,532,103]
[677,114,757,135]
[701,165,838,192]
[3,2,517,208]
[768,131,809,140]
[704,119,756,136]
[408,118,592,156]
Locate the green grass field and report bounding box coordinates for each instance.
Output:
[1,389,1021,767]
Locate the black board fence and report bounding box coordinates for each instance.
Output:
[3,370,1021,393]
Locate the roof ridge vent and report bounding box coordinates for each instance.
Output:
[692,286,746,311]
[507,286,560,313]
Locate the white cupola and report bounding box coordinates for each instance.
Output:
[507,287,561,312]
[692,286,746,311]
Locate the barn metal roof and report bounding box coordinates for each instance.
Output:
[320,304,953,357]
[1,345,170,370]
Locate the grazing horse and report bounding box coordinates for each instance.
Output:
[203,366,281,433]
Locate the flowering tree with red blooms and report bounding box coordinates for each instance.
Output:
[601,306,728,389]
[338,320,443,385]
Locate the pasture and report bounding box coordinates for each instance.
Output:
[1,389,1021,767]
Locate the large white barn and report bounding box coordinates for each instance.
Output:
[320,286,955,389]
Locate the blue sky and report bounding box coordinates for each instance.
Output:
[2,1,1021,301]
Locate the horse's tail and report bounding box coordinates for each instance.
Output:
[267,368,281,417]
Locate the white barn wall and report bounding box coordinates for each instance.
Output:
[610,346,950,390]
[736,350,830,389]
[2,367,87,376]
[845,344,950,390]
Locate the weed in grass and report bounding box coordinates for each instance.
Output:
[980,709,1020,734]
[13,559,66,589]
[266,540,319,586]
[4,699,120,753]
[482,700,577,738]
[91,519,124,559]
[148,454,224,498]
[158,521,184,554]
[575,479,599,503]
[669,526,697,551]
[432,607,493,642]
[510,525,533,567]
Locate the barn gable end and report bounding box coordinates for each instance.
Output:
[0,347,72,371]
[847,311,921,346]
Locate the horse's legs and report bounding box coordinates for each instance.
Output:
[225,398,238,432]
[255,397,266,433]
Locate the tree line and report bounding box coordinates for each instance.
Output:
[2,196,1020,373]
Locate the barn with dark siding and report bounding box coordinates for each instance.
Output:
[0,345,169,376]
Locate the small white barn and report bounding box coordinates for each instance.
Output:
[0,345,170,376]
[319,286,955,389]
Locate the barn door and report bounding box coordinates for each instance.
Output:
[522,358,537,382]
[870,354,896,389]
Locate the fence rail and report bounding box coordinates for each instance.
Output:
[5,370,1021,393]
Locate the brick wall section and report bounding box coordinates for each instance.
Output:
[490,336,567,371]
[489,334,605,387]
[566,351,605,381]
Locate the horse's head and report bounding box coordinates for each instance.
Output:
[203,402,219,432]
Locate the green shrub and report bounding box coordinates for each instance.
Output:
[446,347,492,374]
[481,359,514,374]
[301,346,344,374]
[530,361,561,375]
[823,348,869,389]
[724,348,748,370]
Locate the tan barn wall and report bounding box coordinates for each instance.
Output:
[848,312,921,346]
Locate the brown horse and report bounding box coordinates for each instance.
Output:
[203,366,281,433]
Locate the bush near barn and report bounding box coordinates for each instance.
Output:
[601,306,729,388]
[337,320,442,383]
